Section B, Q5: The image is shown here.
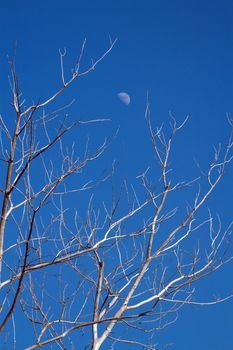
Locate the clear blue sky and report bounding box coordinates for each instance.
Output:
[0,1,233,349]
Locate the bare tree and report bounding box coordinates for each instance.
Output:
[0,40,232,350]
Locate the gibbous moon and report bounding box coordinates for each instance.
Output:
[117,92,130,105]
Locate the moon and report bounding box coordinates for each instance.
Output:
[117,92,130,105]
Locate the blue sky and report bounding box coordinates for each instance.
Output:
[0,0,233,349]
